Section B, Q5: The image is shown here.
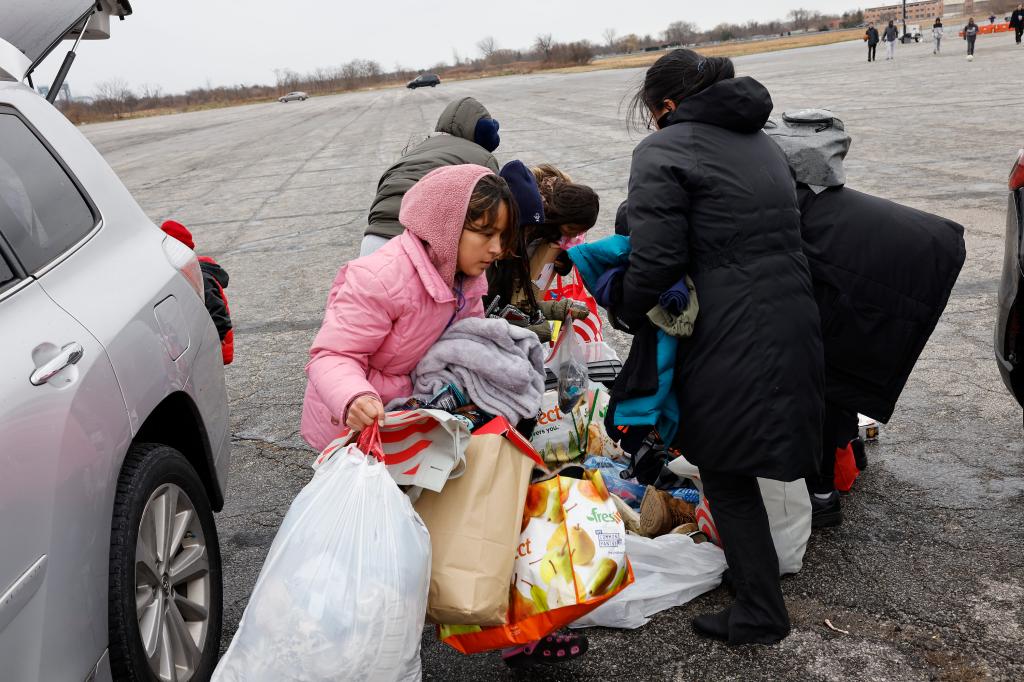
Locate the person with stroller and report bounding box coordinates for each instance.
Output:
[612,49,824,645]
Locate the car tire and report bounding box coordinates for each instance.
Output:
[108,443,223,682]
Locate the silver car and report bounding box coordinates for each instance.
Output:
[278,91,308,103]
[1,2,231,681]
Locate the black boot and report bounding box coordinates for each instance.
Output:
[811,490,842,528]
[692,608,731,641]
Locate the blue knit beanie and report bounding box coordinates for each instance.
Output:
[499,160,545,227]
[474,117,500,152]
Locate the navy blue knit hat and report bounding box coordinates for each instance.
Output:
[474,117,500,152]
[499,160,545,227]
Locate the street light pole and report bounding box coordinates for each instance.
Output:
[902,0,908,41]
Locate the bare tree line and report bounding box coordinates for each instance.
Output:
[60,6,871,124]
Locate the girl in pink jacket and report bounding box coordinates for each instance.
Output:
[301,163,591,669]
[302,164,516,448]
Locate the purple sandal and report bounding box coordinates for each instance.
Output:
[501,632,589,668]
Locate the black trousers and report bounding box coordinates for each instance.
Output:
[1015,27,1023,44]
[809,403,859,495]
[868,44,877,61]
[967,36,976,55]
[701,469,790,643]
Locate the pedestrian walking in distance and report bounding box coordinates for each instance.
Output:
[883,21,899,60]
[865,23,880,61]
[964,18,980,58]
[933,18,944,54]
[1010,4,1024,46]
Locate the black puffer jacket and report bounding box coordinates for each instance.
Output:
[797,185,965,422]
[619,76,824,481]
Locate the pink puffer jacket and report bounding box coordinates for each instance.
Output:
[301,164,492,451]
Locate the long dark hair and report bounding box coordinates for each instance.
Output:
[627,49,735,132]
[528,164,599,241]
[485,230,540,317]
[463,173,520,253]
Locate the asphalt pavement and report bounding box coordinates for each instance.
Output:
[81,32,1024,681]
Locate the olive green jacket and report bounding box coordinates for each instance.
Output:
[366,97,499,239]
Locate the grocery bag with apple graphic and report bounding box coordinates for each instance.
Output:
[439,469,633,654]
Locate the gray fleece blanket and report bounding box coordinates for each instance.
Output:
[399,317,545,422]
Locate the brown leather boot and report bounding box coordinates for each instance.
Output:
[639,486,697,537]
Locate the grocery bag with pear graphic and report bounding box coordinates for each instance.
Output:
[440,469,633,654]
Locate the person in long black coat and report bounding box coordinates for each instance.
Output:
[615,49,824,645]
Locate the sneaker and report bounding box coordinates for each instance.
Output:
[811,490,843,528]
[639,486,696,537]
[502,632,588,668]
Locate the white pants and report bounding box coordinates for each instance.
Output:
[359,234,390,257]
[885,40,896,59]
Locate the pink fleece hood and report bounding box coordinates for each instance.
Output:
[399,163,494,287]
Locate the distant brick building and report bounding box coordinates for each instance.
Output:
[865,0,944,24]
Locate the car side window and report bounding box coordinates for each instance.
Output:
[0,112,97,273]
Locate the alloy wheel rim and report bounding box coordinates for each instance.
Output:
[135,483,210,681]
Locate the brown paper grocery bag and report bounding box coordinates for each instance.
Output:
[414,417,544,626]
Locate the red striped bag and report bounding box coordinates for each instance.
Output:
[314,409,470,492]
[542,266,604,344]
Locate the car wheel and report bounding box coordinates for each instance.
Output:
[108,443,222,682]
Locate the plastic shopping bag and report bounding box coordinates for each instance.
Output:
[317,408,470,492]
[542,266,604,343]
[531,384,625,467]
[582,456,647,509]
[213,425,431,682]
[439,470,633,654]
[548,320,589,413]
[571,533,727,629]
[667,455,811,575]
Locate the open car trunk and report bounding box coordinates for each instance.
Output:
[0,0,132,81]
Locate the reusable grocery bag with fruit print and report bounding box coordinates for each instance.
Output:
[439,470,633,654]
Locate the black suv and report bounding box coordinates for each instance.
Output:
[996,149,1024,415]
[407,73,440,89]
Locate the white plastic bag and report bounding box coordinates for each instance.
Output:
[214,426,431,682]
[546,320,589,413]
[667,455,812,575]
[571,534,726,629]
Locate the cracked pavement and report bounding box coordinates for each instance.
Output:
[80,33,1024,681]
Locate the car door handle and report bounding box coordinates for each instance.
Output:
[30,342,84,386]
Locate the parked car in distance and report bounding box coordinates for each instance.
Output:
[995,148,1024,420]
[1,2,231,681]
[278,91,308,102]
[407,73,441,89]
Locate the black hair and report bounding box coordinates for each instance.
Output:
[627,49,735,132]
[464,173,520,253]
[536,181,599,234]
[484,229,541,318]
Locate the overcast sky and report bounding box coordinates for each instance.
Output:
[34,1,865,97]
